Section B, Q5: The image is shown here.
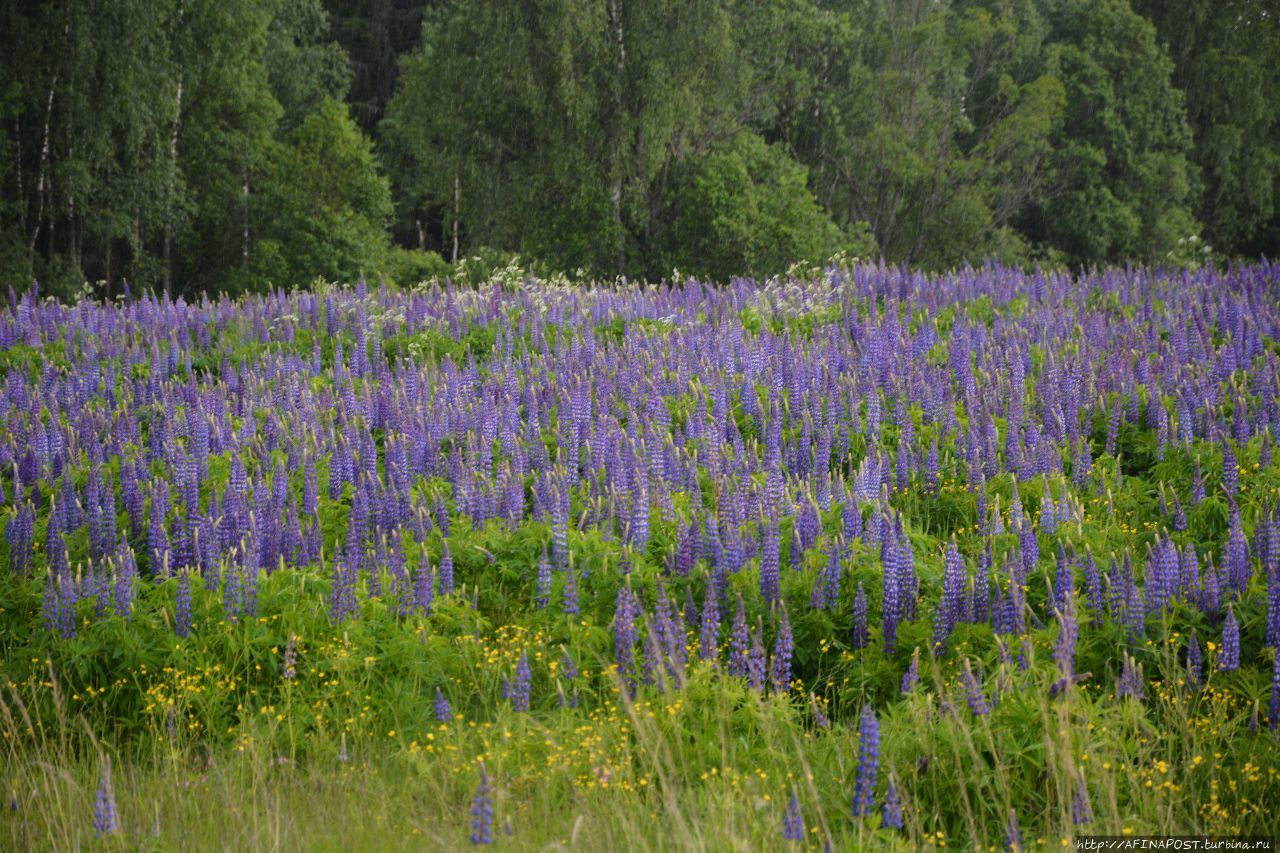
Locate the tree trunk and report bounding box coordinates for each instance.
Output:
[164,1,185,300]
[451,169,460,263]
[29,72,58,254]
[606,0,626,274]
[242,170,251,272]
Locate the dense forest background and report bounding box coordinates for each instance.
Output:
[1,0,1277,298]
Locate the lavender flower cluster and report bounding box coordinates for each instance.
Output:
[4,262,1280,841]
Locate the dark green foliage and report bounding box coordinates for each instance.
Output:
[1,0,1278,295]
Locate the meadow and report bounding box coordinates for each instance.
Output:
[2,263,1280,850]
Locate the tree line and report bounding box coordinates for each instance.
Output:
[2,0,1277,299]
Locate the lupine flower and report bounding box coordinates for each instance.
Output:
[1269,649,1280,732]
[760,523,781,605]
[900,649,919,695]
[882,775,903,830]
[1071,777,1092,825]
[283,633,297,680]
[962,660,989,716]
[728,596,749,678]
[173,569,192,638]
[470,769,494,845]
[1220,606,1240,671]
[508,652,532,712]
[699,585,719,662]
[613,586,638,691]
[932,541,966,655]
[852,704,879,818]
[810,694,830,729]
[852,583,869,650]
[1187,629,1202,689]
[1226,509,1249,594]
[93,759,119,837]
[439,541,455,596]
[747,625,767,692]
[1052,596,1078,695]
[782,791,803,841]
[1006,808,1022,852]
[1223,442,1238,500]
[435,687,452,722]
[535,547,552,609]
[563,561,579,615]
[1117,653,1144,702]
[771,605,793,692]
[1268,576,1280,649]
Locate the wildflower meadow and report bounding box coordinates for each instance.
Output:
[3,263,1280,849]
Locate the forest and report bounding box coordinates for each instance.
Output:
[1,0,1277,298]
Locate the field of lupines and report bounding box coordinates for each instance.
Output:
[3,264,1280,849]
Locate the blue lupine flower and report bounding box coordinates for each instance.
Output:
[852,704,879,818]
[1220,607,1240,671]
[470,769,494,845]
[93,760,118,837]
[782,791,803,841]
[882,776,903,830]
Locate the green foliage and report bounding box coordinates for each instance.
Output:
[245,97,392,289]
[1,0,1278,293]
[1032,0,1199,265]
[662,133,855,282]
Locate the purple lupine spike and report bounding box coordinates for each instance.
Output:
[699,584,720,662]
[470,769,494,845]
[56,573,77,639]
[962,660,989,715]
[1202,554,1222,618]
[434,687,453,722]
[93,758,119,838]
[900,648,919,694]
[1072,777,1092,825]
[932,541,966,655]
[41,572,57,635]
[882,776,904,830]
[509,652,531,712]
[822,541,843,609]
[782,791,803,841]
[114,545,137,621]
[282,633,297,680]
[439,540,454,596]
[973,544,992,625]
[728,596,749,677]
[1226,510,1249,594]
[175,570,192,638]
[811,694,831,729]
[852,583,869,650]
[613,586,638,691]
[1220,606,1240,671]
[1006,808,1022,852]
[562,560,578,615]
[760,523,781,605]
[1269,649,1280,731]
[770,605,793,693]
[852,704,879,818]
[747,624,767,691]
[1117,652,1144,702]
[881,531,901,656]
[413,557,435,615]
[1051,596,1078,697]
[1222,441,1239,500]
[1267,573,1280,649]
[1187,629,1203,689]
[535,547,551,609]
[1192,458,1206,506]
